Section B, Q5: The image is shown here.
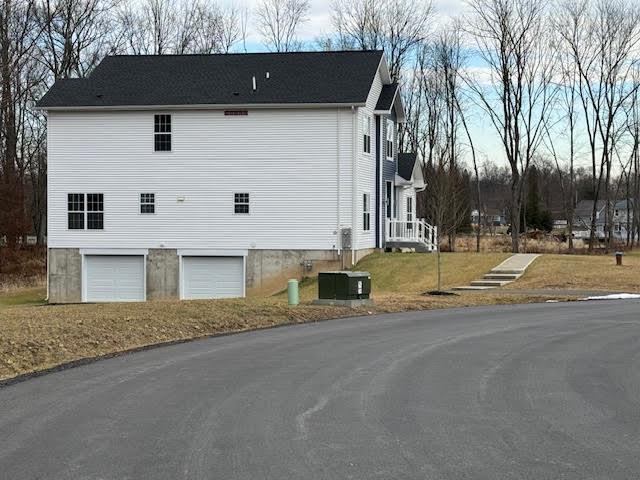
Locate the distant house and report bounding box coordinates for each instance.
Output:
[612,199,637,240]
[471,207,507,227]
[573,199,637,241]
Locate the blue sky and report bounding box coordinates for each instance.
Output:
[237,0,598,172]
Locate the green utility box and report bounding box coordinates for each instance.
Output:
[318,271,371,300]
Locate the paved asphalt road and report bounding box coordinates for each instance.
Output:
[1,300,640,479]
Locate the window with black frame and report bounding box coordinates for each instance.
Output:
[140,193,155,214]
[68,193,103,230]
[67,193,85,229]
[234,193,250,214]
[363,193,371,231]
[87,194,104,229]
[154,114,171,151]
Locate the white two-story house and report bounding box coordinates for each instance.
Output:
[38,50,434,303]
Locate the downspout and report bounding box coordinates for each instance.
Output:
[45,113,49,303]
[378,116,383,248]
[351,105,358,266]
[336,109,341,257]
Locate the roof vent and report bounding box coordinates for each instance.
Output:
[266,72,270,79]
[252,76,257,92]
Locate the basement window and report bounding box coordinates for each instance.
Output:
[140,193,155,214]
[234,193,250,214]
[154,114,171,152]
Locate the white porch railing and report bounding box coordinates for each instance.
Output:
[386,218,438,251]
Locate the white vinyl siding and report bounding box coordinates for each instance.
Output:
[48,108,355,251]
[354,69,383,249]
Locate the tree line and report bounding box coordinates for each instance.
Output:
[1,0,639,253]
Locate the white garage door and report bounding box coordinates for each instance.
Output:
[182,256,244,299]
[85,255,145,302]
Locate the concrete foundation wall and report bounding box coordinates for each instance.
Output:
[246,249,343,296]
[146,249,179,300]
[48,248,82,303]
[48,247,377,302]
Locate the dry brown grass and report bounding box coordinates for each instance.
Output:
[6,249,617,383]
[0,247,46,292]
[506,252,640,292]
[0,292,554,382]
[452,234,604,254]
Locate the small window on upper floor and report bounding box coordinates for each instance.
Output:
[386,119,394,159]
[234,192,250,214]
[363,115,371,154]
[140,193,155,214]
[154,114,171,152]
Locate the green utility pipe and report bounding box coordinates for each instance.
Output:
[287,279,299,306]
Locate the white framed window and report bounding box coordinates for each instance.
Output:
[363,192,371,231]
[363,115,371,154]
[386,119,394,159]
[140,193,155,214]
[68,193,103,230]
[154,114,171,152]
[234,192,250,214]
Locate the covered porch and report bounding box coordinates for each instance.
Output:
[385,218,438,252]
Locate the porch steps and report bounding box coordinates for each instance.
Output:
[452,254,540,291]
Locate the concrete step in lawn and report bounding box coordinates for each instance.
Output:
[469,279,513,287]
[453,254,540,291]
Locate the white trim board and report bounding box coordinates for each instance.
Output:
[80,248,149,255]
[177,249,248,257]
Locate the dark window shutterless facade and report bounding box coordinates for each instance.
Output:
[154,114,171,151]
[68,193,103,230]
[140,193,155,214]
[234,193,250,214]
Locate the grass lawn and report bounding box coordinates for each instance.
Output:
[505,251,640,293]
[295,251,511,300]
[0,251,545,382]
[0,287,46,309]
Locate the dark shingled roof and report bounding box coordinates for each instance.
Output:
[375,83,398,111]
[37,50,385,109]
[397,152,417,181]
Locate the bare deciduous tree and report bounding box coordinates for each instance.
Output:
[255,0,309,52]
[330,0,434,81]
[464,0,558,252]
[555,0,640,251]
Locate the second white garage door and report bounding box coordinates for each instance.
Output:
[85,255,145,302]
[182,256,244,299]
